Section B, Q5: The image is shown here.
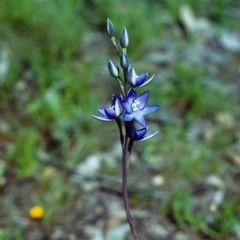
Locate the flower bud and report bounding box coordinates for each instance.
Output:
[120,53,129,70]
[108,59,119,78]
[126,67,136,84]
[120,27,129,48]
[106,18,115,38]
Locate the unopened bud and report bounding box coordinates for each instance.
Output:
[120,53,129,70]
[120,27,129,48]
[108,59,119,78]
[106,18,115,38]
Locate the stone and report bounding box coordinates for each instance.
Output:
[219,32,240,52]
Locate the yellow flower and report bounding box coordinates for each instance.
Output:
[29,206,44,220]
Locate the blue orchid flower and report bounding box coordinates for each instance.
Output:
[126,67,155,88]
[129,122,159,141]
[92,95,123,121]
[121,88,160,127]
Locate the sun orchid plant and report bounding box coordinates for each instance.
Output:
[92,19,160,240]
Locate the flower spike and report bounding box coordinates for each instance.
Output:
[92,19,161,240]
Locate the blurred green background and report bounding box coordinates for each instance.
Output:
[0,0,240,239]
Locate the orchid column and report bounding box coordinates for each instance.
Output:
[92,19,160,240]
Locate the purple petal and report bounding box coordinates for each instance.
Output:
[130,123,148,140]
[114,98,122,116]
[104,108,116,119]
[126,88,137,103]
[137,91,149,110]
[139,74,155,87]
[123,112,134,121]
[139,130,159,141]
[133,112,146,126]
[121,101,132,113]
[126,67,137,86]
[135,72,148,87]
[134,127,147,140]
[141,105,161,115]
[91,115,113,121]
[98,108,108,118]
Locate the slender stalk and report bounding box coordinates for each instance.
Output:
[122,136,139,240]
[116,118,124,146]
